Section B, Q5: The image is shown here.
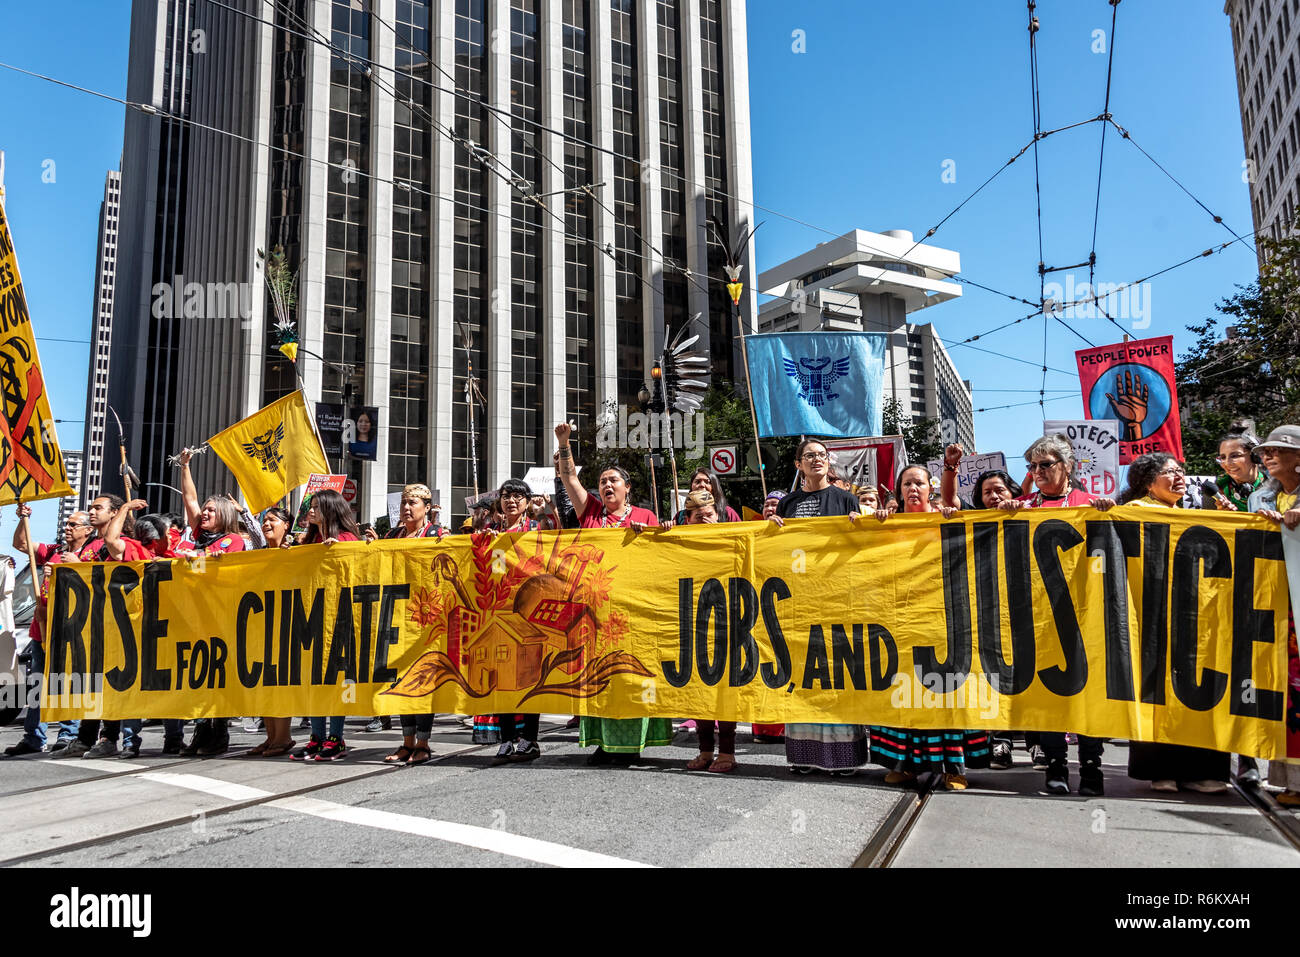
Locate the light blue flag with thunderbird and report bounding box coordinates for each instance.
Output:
[745,331,887,437]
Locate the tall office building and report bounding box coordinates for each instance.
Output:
[82,169,121,506]
[55,451,85,541]
[108,0,756,519]
[1225,0,1300,250]
[757,228,975,452]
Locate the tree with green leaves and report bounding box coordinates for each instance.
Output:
[1175,222,1299,474]
[881,396,942,466]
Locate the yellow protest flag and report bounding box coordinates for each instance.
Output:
[741,505,762,521]
[0,201,75,505]
[206,390,329,512]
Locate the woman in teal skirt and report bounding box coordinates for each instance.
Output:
[555,422,674,766]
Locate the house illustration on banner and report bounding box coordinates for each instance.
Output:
[461,575,599,692]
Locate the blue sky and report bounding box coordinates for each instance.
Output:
[0,1,1256,557]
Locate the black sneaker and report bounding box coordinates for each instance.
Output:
[3,741,43,757]
[291,736,323,761]
[491,742,515,766]
[182,721,212,757]
[509,740,541,763]
[586,746,613,766]
[1029,745,1049,771]
[1078,759,1104,796]
[990,742,1013,770]
[161,739,183,756]
[314,735,347,761]
[1044,759,1070,795]
[118,746,141,760]
[1237,756,1261,788]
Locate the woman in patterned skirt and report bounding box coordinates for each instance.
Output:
[768,439,870,775]
[554,423,673,767]
[870,464,990,790]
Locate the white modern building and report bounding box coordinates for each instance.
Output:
[107,0,757,520]
[81,169,120,506]
[1225,0,1300,249]
[757,228,974,451]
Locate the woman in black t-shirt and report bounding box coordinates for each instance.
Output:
[768,439,870,773]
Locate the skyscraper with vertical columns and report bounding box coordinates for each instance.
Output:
[108,0,756,520]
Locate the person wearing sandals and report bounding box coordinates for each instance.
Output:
[769,439,870,777]
[1096,454,1232,794]
[677,490,739,773]
[291,490,361,762]
[554,422,672,767]
[869,464,990,790]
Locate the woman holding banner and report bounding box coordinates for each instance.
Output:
[1249,425,1300,808]
[997,435,1106,796]
[869,464,990,790]
[1113,453,1232,794]
[770,439,870,775]
[290,490,361,762]
[554,422,672,767]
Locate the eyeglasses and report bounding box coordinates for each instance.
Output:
[801,451,830,461]
[1028,459,1062,472]
[500,491,528,501]
[1157,468,1186,478]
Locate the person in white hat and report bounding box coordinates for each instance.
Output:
[1248,424,1300,807]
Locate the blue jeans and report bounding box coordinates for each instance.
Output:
[310,716,345,739]
[19,643,70,749]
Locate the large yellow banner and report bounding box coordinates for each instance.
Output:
[42,507,1293,758]
[0,201,75,504]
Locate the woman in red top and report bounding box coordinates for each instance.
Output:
[554,422,668,765]
[292,489,360,762]
[997,434,1107,796]
[175,450,247,558]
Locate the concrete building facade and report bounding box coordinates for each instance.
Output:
[757,228,974,452]
[81,170,122,506]
[108,0,757,520]
[1226,0,1300,248]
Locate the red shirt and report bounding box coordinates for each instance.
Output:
[76,537,152,563]
[579,497,660,529]
[174,533,246,557]
[29,543,63,643]
[1015,487,1095,508]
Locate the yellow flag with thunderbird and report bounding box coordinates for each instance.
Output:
[206,390,329,512]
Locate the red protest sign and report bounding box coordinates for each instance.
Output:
[1075,335,1183,464]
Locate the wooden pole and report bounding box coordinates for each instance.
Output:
[736,309,768,498]
[17,501,41,611]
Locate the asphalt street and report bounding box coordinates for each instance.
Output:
[2,717,1297,868]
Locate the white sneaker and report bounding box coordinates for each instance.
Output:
[1183,779,1228,794]
[1150,779,1178,793]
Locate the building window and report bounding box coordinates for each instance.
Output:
[562,0,596,432]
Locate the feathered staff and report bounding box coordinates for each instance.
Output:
[706,216,768,496]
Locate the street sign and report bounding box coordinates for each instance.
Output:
[341,478,358,504]
[709,445,737,476]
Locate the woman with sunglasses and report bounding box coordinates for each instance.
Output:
[1114,454,1231,794]
[1203,427,1265,511]
[481,478,549,765]
[998,434,1107,795]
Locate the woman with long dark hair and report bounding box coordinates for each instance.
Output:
[673,469,740,524]
[1113,453,1232,794]
[554,422,671,766]
[869,464,990,790]
[770,438,870,775]
[291,490,360,761]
